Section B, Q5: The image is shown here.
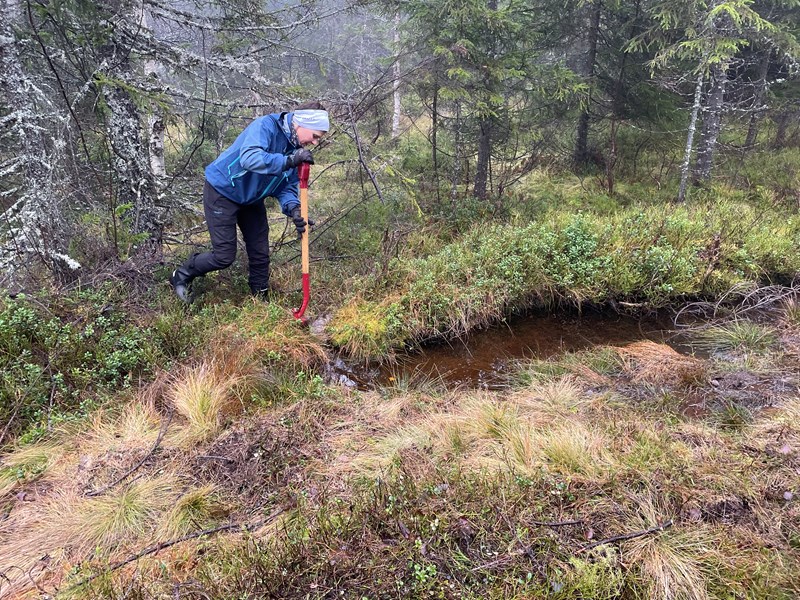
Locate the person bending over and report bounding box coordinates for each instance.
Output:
[170,103,329,302]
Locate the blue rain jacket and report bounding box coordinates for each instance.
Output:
[205,112,301,216]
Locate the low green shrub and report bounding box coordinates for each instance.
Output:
[0,283,189,441]
[327,194,800,359]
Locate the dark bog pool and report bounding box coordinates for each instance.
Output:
[365,307,688,389]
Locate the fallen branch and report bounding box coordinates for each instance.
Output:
[531,519,583,527]
[64,507,285,592]
[579,519,674,552]
[86,408,174,497]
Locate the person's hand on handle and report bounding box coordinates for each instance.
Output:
[285,148,314,169]
[290,206,315,239]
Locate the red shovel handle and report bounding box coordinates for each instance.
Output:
[293,162,311,321]
[292,273,310,320]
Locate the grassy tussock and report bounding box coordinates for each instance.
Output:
[156,484,224,539]
[0,442,63,497]
[692,320,780,354]
[782,297,800,328]
[539,422,614,477]
[0,475,177,594]
[216,300,328,369]
[167,361,248,445]
[328,296,408,362]
[627,526,716,600]
[322,379,619,483]
[85,401,162,453]
[616,341,708,386]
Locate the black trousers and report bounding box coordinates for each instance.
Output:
[183,181,270,292]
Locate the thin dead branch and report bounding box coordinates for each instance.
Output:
[63,507,286,593]
[85,408,174,497]
[579,519,674,552]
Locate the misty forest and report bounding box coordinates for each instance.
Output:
[1,0,800,597]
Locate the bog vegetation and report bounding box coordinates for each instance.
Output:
[1,0,800,597]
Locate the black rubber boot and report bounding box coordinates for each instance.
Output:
[169,266,195,303]
[250,284,269,302]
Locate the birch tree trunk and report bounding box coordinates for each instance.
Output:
[677,70,705,202]
[0,0,77,283]
[693,62,726,184]
[147,104,167,183]
[450,101,462,205]
[391,11,402,139]
[143,10,166,186]
[474,116,491,200]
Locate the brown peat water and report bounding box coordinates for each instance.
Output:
[332,307,697,390]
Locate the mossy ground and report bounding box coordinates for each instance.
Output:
[0,297,797,599]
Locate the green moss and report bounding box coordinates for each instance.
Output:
[327,299,410,362]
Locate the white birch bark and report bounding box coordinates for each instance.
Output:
[450,101,462,205]
[693,62,726,183]
[677,70,704,203]
[391,11,401,139]
[143,10,166,185]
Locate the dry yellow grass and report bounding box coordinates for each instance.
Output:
[584,492,717,600]
[85,401,163,453]
[319,383,618,483]
[0,442,63,498]
[167,361,248,446]
[156,484,223,540]
[515,376,588,416]
[0,317,794,599]
[539,421,615,477]
[627,528,714,600]
[0,366,242,597]
[616,341,707,386]
[0,474,183,597]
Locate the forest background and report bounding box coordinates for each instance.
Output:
[1,0,800,598]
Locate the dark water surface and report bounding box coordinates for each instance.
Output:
[374,308,689,389]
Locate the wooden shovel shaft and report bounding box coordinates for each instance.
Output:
[293,162,311,320]
[300,181,310,275]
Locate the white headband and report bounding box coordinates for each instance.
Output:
[293,109,330,132]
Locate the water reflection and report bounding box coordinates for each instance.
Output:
[376,308,689,389]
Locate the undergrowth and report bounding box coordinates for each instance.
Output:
[328,195,800,361]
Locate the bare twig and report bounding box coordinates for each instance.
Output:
[85,408,174,497]
[531,519,584,527]
[470,552,519,573]
[579,519,674,552]
[346,101,385,204]
[196,455,235,463]
[64,508,285,592]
